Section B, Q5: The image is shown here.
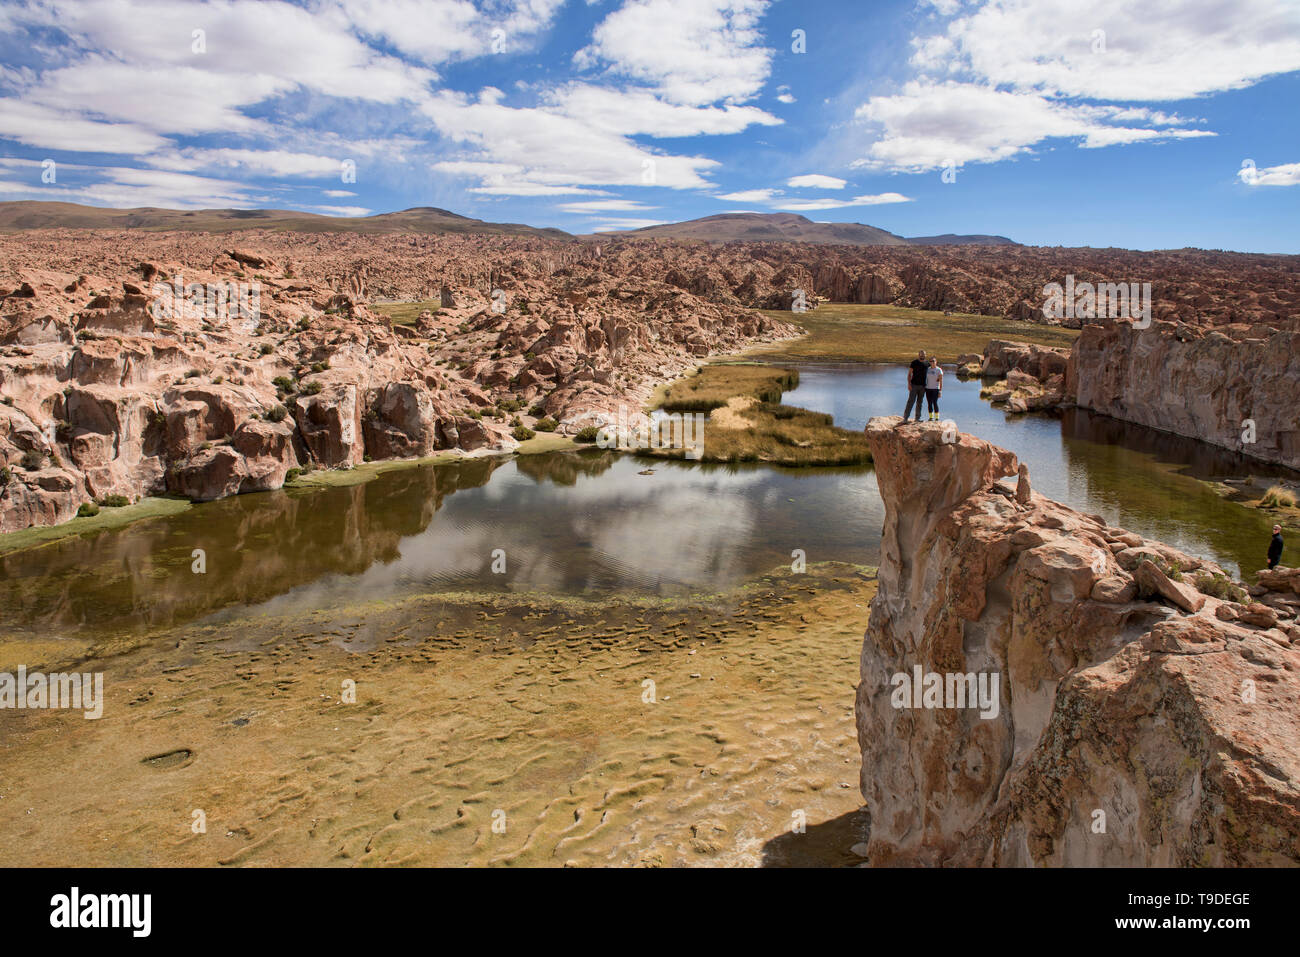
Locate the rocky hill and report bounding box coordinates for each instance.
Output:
[612,212,912,246]
[605,212,1018,247]
[0,201,570,238]
[907,233,1018,246]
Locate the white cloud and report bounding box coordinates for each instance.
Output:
[590,218,669,231]
[0,99,169,153]
[557,199,657,212]
[1241,161,1300,186]
[773,193,911,211]
[305,204,373,216]
[422,90,720,190]
[148,149,345,178]
[322,189,357,197]
[575,0,774,106]
[787,174,846,189]
[717,188,781,202]
[912,0,1300,102]
[855,82,1215,173]
[29,60,289,136]
[341,0,567,63]
[545,84,780,137]
[0,164,262,208]
[469,183,615,196]
[854,0,1292,173]
[775,84,795,104]
[341,0,486,63]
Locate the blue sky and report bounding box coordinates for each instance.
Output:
[0,0,1297,251]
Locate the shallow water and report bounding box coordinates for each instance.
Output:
[0,450,881,641]
[784,363,1295,581]
[0,362,1291,641]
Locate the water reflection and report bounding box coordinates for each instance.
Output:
[0,449,881,639]
[4,361,1292,641]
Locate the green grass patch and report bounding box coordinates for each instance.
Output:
[745,303,1080,364]
[641,402,871,467]
[514,433,578,455]
[1194,572,1248,604]
[372,299,440,327]
[0,496,192,557]
[658,364,799,412]
[1261,485,1298,508]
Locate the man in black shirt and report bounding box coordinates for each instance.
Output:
[904,350,929,422]
[1268,524,1284,569]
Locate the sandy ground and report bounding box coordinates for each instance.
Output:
[0,564,875,867]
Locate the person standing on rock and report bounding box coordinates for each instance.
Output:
[925,356,944,421]
[1268,524,1284,569]
[904,350,929,422]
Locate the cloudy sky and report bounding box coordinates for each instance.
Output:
[0,0,1297,250]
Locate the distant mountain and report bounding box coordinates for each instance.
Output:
[907,233,1019,246]
[597,212,1017,247]
[608,212,910,246]
[0,201,570,238]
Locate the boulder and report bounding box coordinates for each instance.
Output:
[1134,559,1206,613]
[1257,567,1300,594]
[231,419,297,491]
[170,446,247,502]
[295,385,363,467]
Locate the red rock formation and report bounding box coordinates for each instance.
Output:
[858,417,1300,866]
[0,232,800,532]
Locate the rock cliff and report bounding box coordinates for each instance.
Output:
[857,417,1300,866]
[1067,318,1300,471]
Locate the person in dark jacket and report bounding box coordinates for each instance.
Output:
[1268,524,1284,569]
[903,350,929,422]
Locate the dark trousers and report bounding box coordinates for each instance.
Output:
[904,386,926,420]
[926,388,940,414]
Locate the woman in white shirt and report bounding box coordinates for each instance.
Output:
[925,357,943,421]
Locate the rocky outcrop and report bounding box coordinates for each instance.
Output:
[1068,318,1300,470]
[0,239,799,532]
[976,340,1069,413]
[857,416,1300,866]
[981,340,1068,380]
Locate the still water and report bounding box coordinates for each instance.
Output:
[0,363,1289,640]
[786,363,1293,579]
